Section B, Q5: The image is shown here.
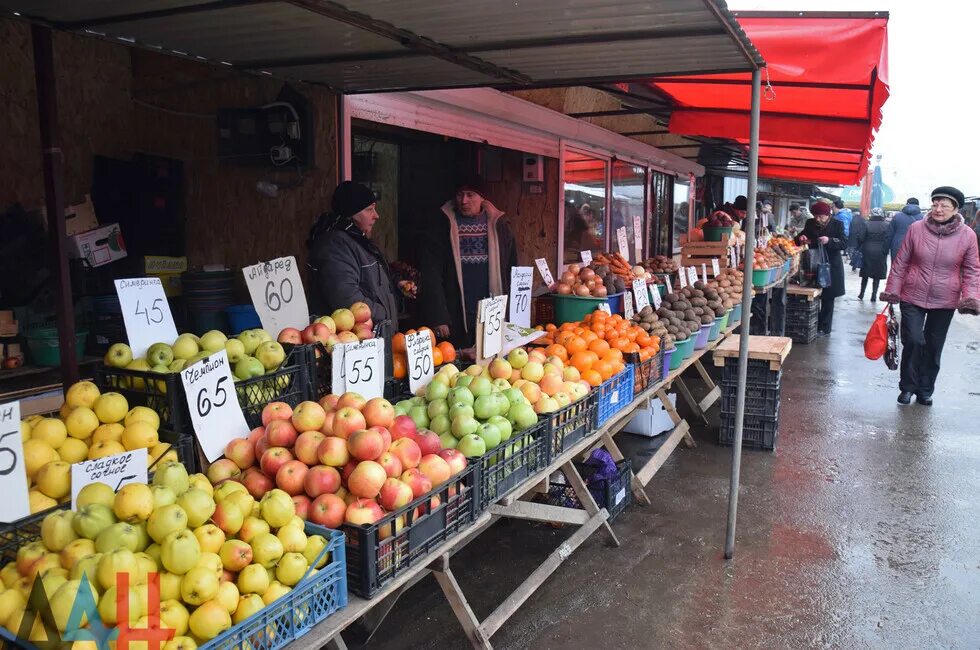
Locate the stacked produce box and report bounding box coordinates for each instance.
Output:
[785,295,820,344]
[717,358,782,451]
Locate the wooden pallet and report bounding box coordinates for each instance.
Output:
[712,335,793,370]
[786,284,822,301]
[680,236,731,270]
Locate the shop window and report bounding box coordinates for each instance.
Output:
[650,171,672,256]
[611,161,646,261]
[563,150,607,265]
[672,179,690,253]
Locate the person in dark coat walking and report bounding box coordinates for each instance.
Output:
[796,201,847,335]
[857,207,894,301]
[307,181,400,330]
[890,198,923,259]
[848,210,867,272]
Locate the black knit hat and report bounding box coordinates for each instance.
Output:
[931,186,964,209]
[331,181,376,219]
[906,197,919,205]
[733,195,748,211]
[455,174,487,198]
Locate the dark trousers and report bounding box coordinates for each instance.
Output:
[819,296,836,333]
[859,277,880,299]
[899,303,955,398]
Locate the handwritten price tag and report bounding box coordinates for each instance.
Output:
[0,401,29,523]
[617,227,629,262]
[729,247,738,268]
[332,338,385,400]
[623,291,634,321]
[678,270,688,289]
[406,331,435,394]
[243,256,309,335]
[686,267,698,287]
[180,349,249,462]
[701,264,708,285]
[71,449,147,510]
[581,250,593,266]
[632,279,650,311]
[509,267,533,328]
[633,215,643,259]
[651,285,662,309]
[598,303,612,315]
[712,258,721,276]
[480,296,506,359]
[534,258,554,287]
[115,278,178,358]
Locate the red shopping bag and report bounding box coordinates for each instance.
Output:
[864,305,889,360]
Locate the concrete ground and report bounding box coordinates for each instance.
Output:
[363,273,980,649]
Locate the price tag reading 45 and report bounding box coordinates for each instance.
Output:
[481,295,506,359]
[180,349,250,462]
[243,256,310,336]
[115,277,178,358]
[0,401,29,523]
[406,331,435,394]
[332,338,385,400]
[632,279,650,311]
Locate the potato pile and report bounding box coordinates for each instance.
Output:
[640,256,679,274]
[707,268,745,306]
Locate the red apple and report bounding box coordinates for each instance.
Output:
[260,447,294,478]
[347,429,385,462]
[354,324,374,341]
[336,392,366,411]
[265,420,298,448]
[390,415,417,441]
[277,328,302,345]
[318,394,340,412]
[206,458,241,485]
[376,452,403,479]
[362,398,394,429]
[378,478,413,511]
[292,494,311,520]
[389,438,421,470]
[224,437,256,470]
[438,449,467,476]
[300,324,317,344]
[254,433,271,459]
[317,436,350,467]
[294,431,326,466]
[332,407,366,440]
[275,460,309,496]
[241,467,274,499]
[369,426,392,453]
[309,493,346,528]
[400,469,432,499]
[212,500,244,536]
[418,454,451,486]
[344,498,384,526]
[320,411,336,437]
[414,430,442,457]
[348,461,386,499]
[291,401,327,433]
[413,495,442,520]
[304,465,341,498]
[261,402,293,426]
[247,426,265,446]
[350,301,372,324]
[341,461,358,484]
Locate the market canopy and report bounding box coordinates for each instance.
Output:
[3,0,763,93]
[647,12,889,185]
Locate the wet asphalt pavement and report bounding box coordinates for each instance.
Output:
[363,272,980,649]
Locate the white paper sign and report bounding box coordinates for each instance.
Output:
[115,278,179,358]
[71,449,148,510]
[580,250,593,266]
[678,270,688,289]
[651,285,662,309]
[701,264,708,285]
[712,259,721,276]
[534,258,554,287]
[686,267,699,287]
[480,296,506,359]
[180,350,250,462]
[623,292,634,321]
[617,227,629,261]
[598,303,612,315]
[406,331,435,394]
[509,267,533,328]
[501,323,547,356]
[332,339,385,400]
[632,215,643,259]
[632,279,650,311]
[729,247,738,268]
[243,256,310,335]
[0,401,29,523]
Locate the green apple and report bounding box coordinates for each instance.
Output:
[503,387,525,405]
[491,378,511,392]
[425,381,449,402]
[451,414,478,440]
[439,432,458,449]
[455,375,473,389]
[477,422,502,449]
[225,339,246,364]
[199,330,228,353]
[172,334,199,360]
[493,392,512,417]
[104,343,133,369]
[153,460,190,496]
[473,395,496,421]
[448,387,474,407]
[147,342,175,367]
[168,359,187,372]
[394,399,412,416]
[147,504,189,544]
[255,341,286,372]
[427,399,449,419]
[235,356,265,380]
[41,510,78,552]
[487,415,513,441]
[408,405,429,430]
[449,403,474,422]
[469,376,492,398]
[408,396,427,408]
[72,504,118,541]
[96,522,141,553]
[508,402,538,430]
[429,414,451,435]
[161,529,201,575]
[456,434,486,458]
[253,329,273,344]
[507,347,528,369]
[237,330,263,355]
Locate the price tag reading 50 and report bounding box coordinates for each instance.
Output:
[332,338,385,400]
[406,331,435,394]
[180,349,250,462]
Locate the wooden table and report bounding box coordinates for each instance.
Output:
[713,335,793,370]
[786,284,822,301]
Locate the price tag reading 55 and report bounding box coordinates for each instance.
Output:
[481,295,506,359]
[180,349,250,462]
[332,338,385,400]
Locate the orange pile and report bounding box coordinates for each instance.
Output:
[391,328,457,379]
[532,311,660,387]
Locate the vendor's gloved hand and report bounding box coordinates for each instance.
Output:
[958,299,980,315]
[433,324,451,339]
[879,292,901,305]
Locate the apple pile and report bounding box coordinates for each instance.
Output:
[0,462,330,645]
[210,395,467,532]
[103,329,287,384]
[20,381,180,514]
[277,301,374,354]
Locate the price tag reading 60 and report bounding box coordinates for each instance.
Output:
[243,256,310,335]
[406,331,435,394]
[180,349,250,462]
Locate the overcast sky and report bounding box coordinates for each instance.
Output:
[731,0,979,201]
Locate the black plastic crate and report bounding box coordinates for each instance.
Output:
[722,357,781,387]
[787,328,818,345]
[719,380,781,418]
[535,459,633,521]
[719,410,779,450]
[343,463,477,599]
[302,321,393,399]
[544,392,598,460]
[475,419,548,511]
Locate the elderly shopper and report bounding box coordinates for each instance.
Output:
[796,201,847,336]
[857,208,894,301]
[881,186,980,406]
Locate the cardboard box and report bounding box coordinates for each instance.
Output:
[145,256,188,297]
[69,223,127,268]
[624,393,677,438]
[41,194,100,236]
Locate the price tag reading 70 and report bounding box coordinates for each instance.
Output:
[243,256,310,335]
[406,330,435,394]
[180,350,250,462]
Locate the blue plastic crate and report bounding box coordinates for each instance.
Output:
[596,365,634,427]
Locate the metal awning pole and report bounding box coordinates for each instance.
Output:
[724,67,762,559]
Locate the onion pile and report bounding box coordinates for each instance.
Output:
[556,264,609,298]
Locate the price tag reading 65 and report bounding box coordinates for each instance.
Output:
[180,349,250,462]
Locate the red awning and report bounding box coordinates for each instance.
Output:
[650,12,889,185]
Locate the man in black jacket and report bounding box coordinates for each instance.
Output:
[418,176,517,349]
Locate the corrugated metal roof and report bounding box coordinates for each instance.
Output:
[1,0,762,92]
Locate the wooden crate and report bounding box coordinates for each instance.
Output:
[680,236,731,270]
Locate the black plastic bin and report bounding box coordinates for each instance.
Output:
[718,402,780,451]
[719,380,780,419]
[475,419,548,511]
[536,459,633,521]
[544,392,598,460]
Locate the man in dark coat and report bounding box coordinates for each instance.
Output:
[417,176,517,349]
[796,201,847,335]
[848,210,867,272]
[890,197,923,259]
[307,182,399,330]
[857,207,894,301]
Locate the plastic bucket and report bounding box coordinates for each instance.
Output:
[670,336,695,369]
[661,348,675,378]
[707,316,723,341]
[719,308,732,331]
[605,292,625,316]
[732,302,743,324]
[26,326,88,367]
[225,305,261,334]
[694,322,712,350]
[553,293,613,325]
[703,226,734,242]
[752,268,770,287]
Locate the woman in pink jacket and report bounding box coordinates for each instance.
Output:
[881,186,980,405]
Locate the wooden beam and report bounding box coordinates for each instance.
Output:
[601,431,652,505]
[635,420,691,485]
[490,501,591,525]
[431,555,493,649]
